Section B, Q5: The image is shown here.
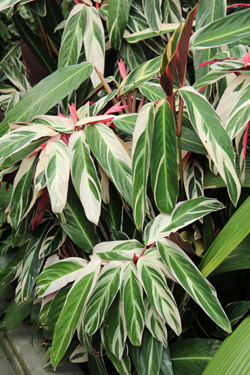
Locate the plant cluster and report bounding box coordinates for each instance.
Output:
[0,1,250,374]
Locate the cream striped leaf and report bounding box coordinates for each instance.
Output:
[36,257,89,297]
[39,224,67,259]
[84,261,122,335]
[107,0,132,50]
[8,154,37,228]
[225,82,250,140]
[137,256,181,335]
[124,23,180,43]
[139,82,166,102]
[45,140,70,214]
[142,0,162,32]
[151,99,178,214]
[235,127,246,184]
[132,103,154,229]
[183,158,204,200]
[58,4,87,68]
[104,298,127,360]
[86,123,132,206]
[120,262,145,346]
[145,300,168,346]
[143,197,224,245]
[93,240,144,261]
[0,124,57,168]
[157,238,231,332]
[113,113,137,135]
[34,148,47,191]
[141,329,163,375]
[162,0,181,23]
[2,56,31,93]
[32,115,74,133]
[69,131,101,225]
[83,6,105,87]
[180,86,241,206]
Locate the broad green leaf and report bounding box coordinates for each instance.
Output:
[104,297,127,360]
[170,339,221,375]
[137,256,181,335]
[143,197,224,245]
[203,315,250,375]
[132,103,154,229]
[45,140,70,214]
[160,347,174,375]
[39,224,67,259]
[157,238,231,332]
[190,8,250,49]
[120,262,145,346]
[69,131,101,225]
[124,23,179,43]
[141,329,163,375]
[0,246,25,285]
[0,62,93,137]
[0,182,12,210]
[151,99,178,214]
[93,240,144,261]
[225,301,250,326]
[36,257,88,297]
[183,158,204,200]
[84,261,121,335]
[0,124,57,168]
[8,155,37,228]
[107,0,132,50]
[180,86,241,206]
[121,41,146,71]
[86,123,132,206]
[50,263,100,368]
[32,115,74,133]
[199,196,250,277]
[139,82,166,101]
[119,56,161,95]
[58,182,98,253]
[83,6,105,87]
[58,4,87,68]
[113,113,137,134]
[0,298,33,331]
[142,0,162,32]
[1,56,31,93]
[145,300,167,346]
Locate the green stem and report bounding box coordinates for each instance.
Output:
[132,89,138,112]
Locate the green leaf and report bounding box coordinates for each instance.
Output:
[86,123,132,207]
[180,86,241,206]
[84,261,121,335]
[160,347,174,375]
[121,41,146,71]
[69,131,101,225]
[193,70,229,92]
[8,155,37,228]
[143,197,224,245]
[199,196,250,277]
[132,103,154,229]
[58,182,98,253]
[203,315,250,375]
[50,264,100,368]
[104,297,127,360]
[151,99,178,214]
[1,56,31,93]
[107,0,132,50]
[142,0,162,32]
[120,262,145,346]
[39,224,67,259]
[93,240,144,261]
[139,82,166,101]
[0,62,93,137]
[124,23,180,43]
[170,339,221,375]
[145,300,168,346]
[0,298,33,331]
[113,113,137,134]
[157,238,231,332]
[190,8,250,49]
[137,256,182,335]
[58,4,87,68]
[0,246,26,285]
[32,115,74,134]
[141,329,163,375]
[183,158,204,200]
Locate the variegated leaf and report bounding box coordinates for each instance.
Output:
[93,240,144,261]
[58,4,87,68]
[113,113,137,135]
[142,0,162,32]
[86,123,132,206]
[157,238,231,332]
[141,329,163,375]
[83,6,105,87]
[180,86,241,206]
[143,197,224,245]
[50,261,100,368]
[0,246,26,285]
[225,82,250,140]
[104,297,127,360]
[45,140,70,213]
[121,41,146,71]
[139,82,166,102]
[132,103,154,229]
[235,127,247,184]
[145,300,168,346]
[124,23,180,43]
[34,148,47,191]
[107,0,132,50]
[8,154,37,228]
[1,56,31,93]
[36,257,90,297]
[183,158,204,200]
[70,346,88,363]
[151,99,178,214]
[89,90,119,116]
[39,224,67,259]
[32,115,74,133]
[69,131,101,225]
[137,256,181,335]
[120,262,145,346]
[0,124,57,168]
[84,261,122,335]
[162,0,182,23]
